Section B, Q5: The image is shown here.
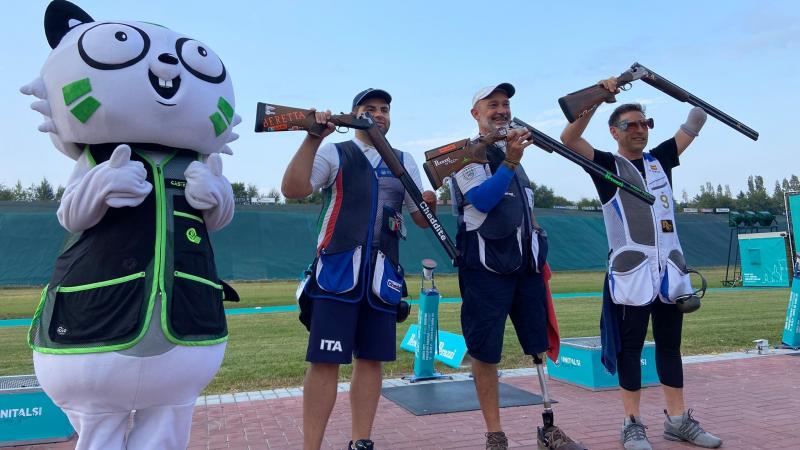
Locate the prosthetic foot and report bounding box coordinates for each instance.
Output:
[533,354,588,450]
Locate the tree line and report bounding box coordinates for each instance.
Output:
[0,179,64,202]
[678,175,799,213]
[3,174,798,214]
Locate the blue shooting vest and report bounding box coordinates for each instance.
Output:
[303,140,407,313]
[454,144,546,274]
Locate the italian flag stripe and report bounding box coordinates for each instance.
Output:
[316,171,343,253]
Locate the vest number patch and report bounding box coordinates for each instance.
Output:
[660,193,670,209]
[186,228,202,244]
[661,220,675,233]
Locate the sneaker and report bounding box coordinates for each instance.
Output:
[485,431,508,450]
[348,439,374,450]
[537,425,587,450]
[663,409,722,448]
[621,416,652,450]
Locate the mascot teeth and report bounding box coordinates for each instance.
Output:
[159,78,173,88]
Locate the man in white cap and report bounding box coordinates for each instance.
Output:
[450,84,583,449]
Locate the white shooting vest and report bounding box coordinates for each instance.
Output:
[601,153,693,306]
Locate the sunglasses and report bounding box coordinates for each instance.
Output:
[615,118,654,132]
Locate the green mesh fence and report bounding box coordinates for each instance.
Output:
[0,201,787,285]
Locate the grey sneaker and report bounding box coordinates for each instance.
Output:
[621,416,652,450]
[663,409,722,448]
[485,431,508,450]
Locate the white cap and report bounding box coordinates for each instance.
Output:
[471,82,516,107]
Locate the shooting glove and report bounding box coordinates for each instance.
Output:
[680,107,707,137]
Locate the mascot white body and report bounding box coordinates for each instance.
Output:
[21,2,240,449]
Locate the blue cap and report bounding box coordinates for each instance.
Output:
[352,88,392,110]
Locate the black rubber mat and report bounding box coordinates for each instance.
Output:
[381,380,554,416]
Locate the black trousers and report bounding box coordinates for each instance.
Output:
[613,294,684,391]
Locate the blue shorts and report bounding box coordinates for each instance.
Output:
[459,268,548,364]
[306,296,397,364]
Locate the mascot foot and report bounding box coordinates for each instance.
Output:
[537,425,588,450]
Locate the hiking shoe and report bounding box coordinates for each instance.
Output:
[485,431,508,450]
[537,425,587,449]
[348,439,374,450]
[621,416,652,450]
[663,409,722,448]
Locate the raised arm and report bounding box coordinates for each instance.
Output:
[281,109,334,199]
[560,78,619,159]
[673,107,708,156]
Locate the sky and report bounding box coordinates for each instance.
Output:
[2,1,798,201]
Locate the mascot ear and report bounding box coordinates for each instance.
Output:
[45,0,94,49]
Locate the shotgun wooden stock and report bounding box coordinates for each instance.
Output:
[254,103,369,136]
[558,69,637,123]
[422,130,507,189]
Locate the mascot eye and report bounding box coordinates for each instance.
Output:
[79,23,149,70]
[176,38,226,84]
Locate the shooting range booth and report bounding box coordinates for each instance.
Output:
[782,193,800,348]
[546,337,659,391]
[737,232,791,287]
[0,375,75,447]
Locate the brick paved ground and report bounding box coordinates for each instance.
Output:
[20,353,800,450]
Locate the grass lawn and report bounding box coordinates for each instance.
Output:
[0,267,736,319]
[0,268,789,393]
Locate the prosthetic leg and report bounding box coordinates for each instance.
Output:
[533,353,587,450]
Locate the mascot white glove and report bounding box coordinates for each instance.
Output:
[104,145,153,208]
[184,153,234,231]
[57,145,152,232]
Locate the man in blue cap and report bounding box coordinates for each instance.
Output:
[282,88,437,450]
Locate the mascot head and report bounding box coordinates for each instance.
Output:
[21,0,240,160]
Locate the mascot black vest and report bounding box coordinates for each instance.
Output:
[457,144,536,274]
[29,145,228,354]
[304,141,406,313]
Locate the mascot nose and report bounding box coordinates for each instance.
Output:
[158,53,179,65]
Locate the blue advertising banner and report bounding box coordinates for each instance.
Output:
[782,276,800,347]
[401,325,467,369]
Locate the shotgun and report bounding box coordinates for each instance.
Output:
[358,113,459,261]
[558,63,759,141]
[254,103,370,136]
[511,117,655,204]
[254,104,460,260]
[422,129,507,190]
[423,122,655,205]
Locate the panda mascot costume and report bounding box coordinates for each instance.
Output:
[20,1,240,449]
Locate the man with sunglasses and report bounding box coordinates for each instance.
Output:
[560,78,721,450]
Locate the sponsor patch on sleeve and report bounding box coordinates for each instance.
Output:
[661,219,675,233]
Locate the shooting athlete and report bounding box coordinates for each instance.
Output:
[560,77,722,450]
[281,88,437,450]
[451,83,585,450]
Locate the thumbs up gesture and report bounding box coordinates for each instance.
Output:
[184,153,233,211]
[104,145,153,208]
